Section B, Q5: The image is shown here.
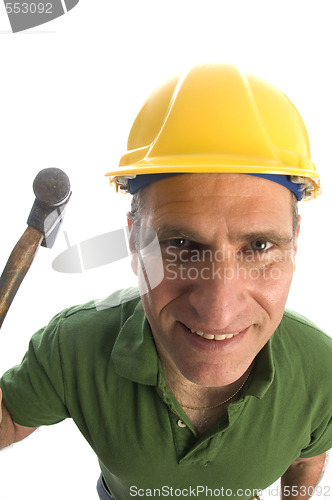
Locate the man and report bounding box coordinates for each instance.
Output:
[0,64,331,499]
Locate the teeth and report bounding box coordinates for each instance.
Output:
[190,329,240,341]
[215,334,226,340]
[203,333,215,340]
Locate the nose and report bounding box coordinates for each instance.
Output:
[187,261,249,330]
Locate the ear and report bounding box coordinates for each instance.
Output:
[292,215,301,271]
[127,212,138,275]
[294,214,301,255]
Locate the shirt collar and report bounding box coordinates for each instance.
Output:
[244,339,275,399]
[111,300,159,385]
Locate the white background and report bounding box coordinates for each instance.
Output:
[0,1,331,498]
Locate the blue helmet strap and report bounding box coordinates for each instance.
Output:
[128,173,303,200]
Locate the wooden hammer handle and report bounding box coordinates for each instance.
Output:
[0,226,43,329]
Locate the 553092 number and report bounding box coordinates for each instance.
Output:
[5,2,53,14]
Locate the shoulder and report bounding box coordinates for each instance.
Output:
[61,287,141,326]
[272,309,332,385]
[277,309,332,349]
[34,288,142,355]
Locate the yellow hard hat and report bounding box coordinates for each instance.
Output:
[106,64,321,200]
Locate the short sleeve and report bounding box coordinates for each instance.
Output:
[0,312,70,427]
[300,414,332,458]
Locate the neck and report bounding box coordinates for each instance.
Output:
[160,356,253,436]
[159,354,254,412]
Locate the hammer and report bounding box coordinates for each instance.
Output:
[0,168,71,329]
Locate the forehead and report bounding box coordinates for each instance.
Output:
[140,173,293,232]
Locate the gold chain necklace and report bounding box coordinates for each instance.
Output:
[179,368,252,411]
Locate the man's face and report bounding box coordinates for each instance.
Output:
[130,173,300,387]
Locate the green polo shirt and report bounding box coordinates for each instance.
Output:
[1,288,332,499]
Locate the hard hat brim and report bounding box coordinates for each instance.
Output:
[105,156,320,181]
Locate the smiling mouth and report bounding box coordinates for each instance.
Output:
[189,328,241,341]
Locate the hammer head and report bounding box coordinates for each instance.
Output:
[27,168,71,248]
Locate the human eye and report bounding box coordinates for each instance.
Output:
[238,238,280,270]
[249,240,274,252]
[239,239,275,262]
[166,238,190,248]
[160,237,192,254]
[159,236,200,262]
